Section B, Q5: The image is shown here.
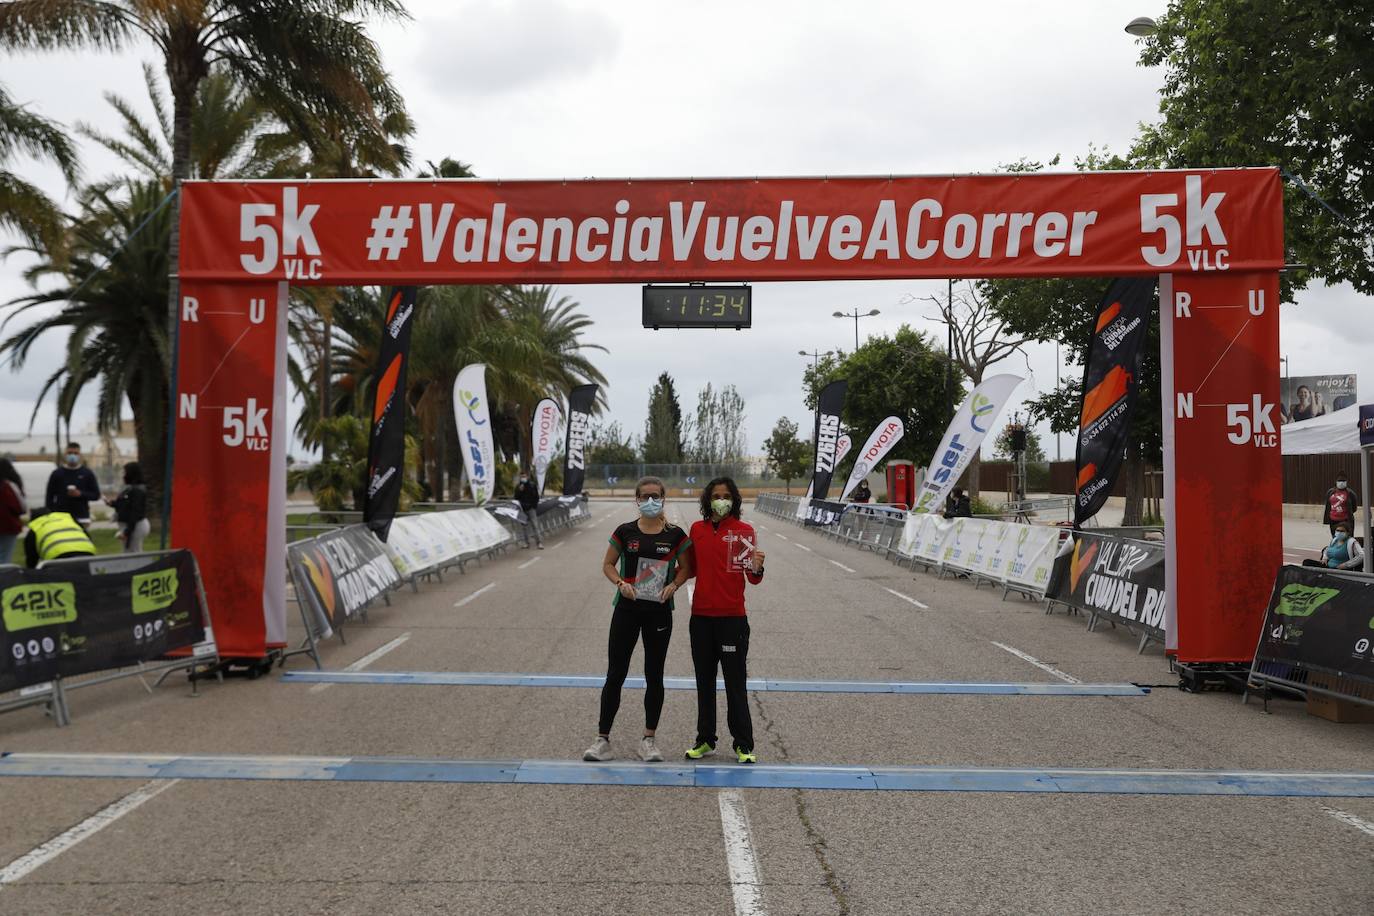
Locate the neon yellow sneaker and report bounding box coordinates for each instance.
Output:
[735,748,757,765]
[685,742,716,760]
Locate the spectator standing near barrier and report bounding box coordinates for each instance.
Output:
[107,462,150,553]
[685,477,765,765]
[45,442,100,528]
[585,475,691,763]
[852,480,872,503]
[0,458,26,564]
[944,488,972,519]
[23,508,95,568]
[1322,473,1359,536]
[513,470,544,549]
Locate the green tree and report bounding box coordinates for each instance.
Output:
[643,372,685,463]
[1135,0,1374,294]
[803,325,959,478]
[762,417,809,494]
[993,422,1046,462]
[0,0,411,345]
[2,180,174,501]
[287,414,419,511]
[587,421,638,466]
[0,82,78,251]
[690,383,747,463]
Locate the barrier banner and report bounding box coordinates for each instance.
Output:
[803,499,846,528]
[563,384,598,496]
[913,374,1022,514]
[1,551,206,692]
[1074,277,1156,526]
[364,286,418,541]
[810,380,848,500]
[454,364,496,505]
[1003,525,1062,594]
[1256,566,1374,682]
[287,526,401,638]
[840,417,904,501]
[531,397,561,493]
[940,517,983,570]
[382,508,517,578]
[1047,531,1167,638]
[172,279,287,659]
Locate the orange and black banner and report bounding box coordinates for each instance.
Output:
[364,286,418,541]
[1074,277,1156,527]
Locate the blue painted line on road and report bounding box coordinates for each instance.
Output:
[2,753,1372,797]
[279,670,1149,697]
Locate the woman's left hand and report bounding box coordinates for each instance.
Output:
[750,550,765,574]
[659,582,678,602]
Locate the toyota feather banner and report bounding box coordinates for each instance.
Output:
[454,364,496,505]
[1074,277,1156,527]
[563,384,598,496]
[841,417,904,500]
[809,380,848,500]
[363,286,417,541]
[531,397,561,493]
[912,374,1023,514]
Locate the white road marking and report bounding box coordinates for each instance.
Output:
[1322,805,1374,837]
[550,541,564,550]
[0,779,180,885]
[775,533,790,541]
[718,789,767,916]
[881,586,929,609]
[310,633,412,694]
[518,555,543,569]
[828,559,856,573]
[991,641,1081,684]
[454,582,497,607]
[794,543,813,552]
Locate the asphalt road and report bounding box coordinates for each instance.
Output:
[1,499,1371,914]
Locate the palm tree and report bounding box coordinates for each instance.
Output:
[0,0,411,339]
[1,180,174,501]
[78,63,303,185]
[0,82,79,251]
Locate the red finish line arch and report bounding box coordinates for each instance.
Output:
[172,169,1283,663]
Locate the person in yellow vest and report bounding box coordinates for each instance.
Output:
[23,508,96,568]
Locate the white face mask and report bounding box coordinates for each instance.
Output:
[1336,480,1348,490]
[638,497,664,518]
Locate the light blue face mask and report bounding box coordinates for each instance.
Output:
[638,497,664,518]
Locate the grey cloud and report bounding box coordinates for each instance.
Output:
[418,0,621,97]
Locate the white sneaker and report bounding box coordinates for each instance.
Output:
[638,736,664,762]
[582,736,613,761]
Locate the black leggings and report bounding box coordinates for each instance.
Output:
[689,615,753,753]
[598,604,673,735]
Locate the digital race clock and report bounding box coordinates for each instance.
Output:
[642,285,752,329]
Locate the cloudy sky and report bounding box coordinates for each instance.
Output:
[2,0,1369,464]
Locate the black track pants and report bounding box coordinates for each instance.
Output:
[598,603,672,735]
[689,615,752,753]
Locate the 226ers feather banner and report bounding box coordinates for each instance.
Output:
[364,286,417,541]
[810,380,848,499]
[563,384,598,496]
[1074,277,1156,527]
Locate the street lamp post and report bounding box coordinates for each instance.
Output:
[945,279,955,425]
[798,348,833,371]
[1124,16,1158,36]
[833,308,880,350]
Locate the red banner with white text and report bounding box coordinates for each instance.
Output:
[179,170,1284,285]
[171,280,288,659]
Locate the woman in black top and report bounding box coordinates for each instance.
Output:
[584,475,692,763]
[106,462,149,552]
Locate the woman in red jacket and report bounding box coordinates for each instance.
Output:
[686,477,765,764]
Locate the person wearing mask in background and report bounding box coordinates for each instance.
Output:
[0,458,26,564]
[1323,473,1359,537]
[851,479,872,504]
[513,468,544,550]
[585,476,691,763]
[944,487,972,519]
[107,462,149,553]
[1303,522,1364,571]
[685,477,765,765]
[23,508,95,568]
[45,442,100,529]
